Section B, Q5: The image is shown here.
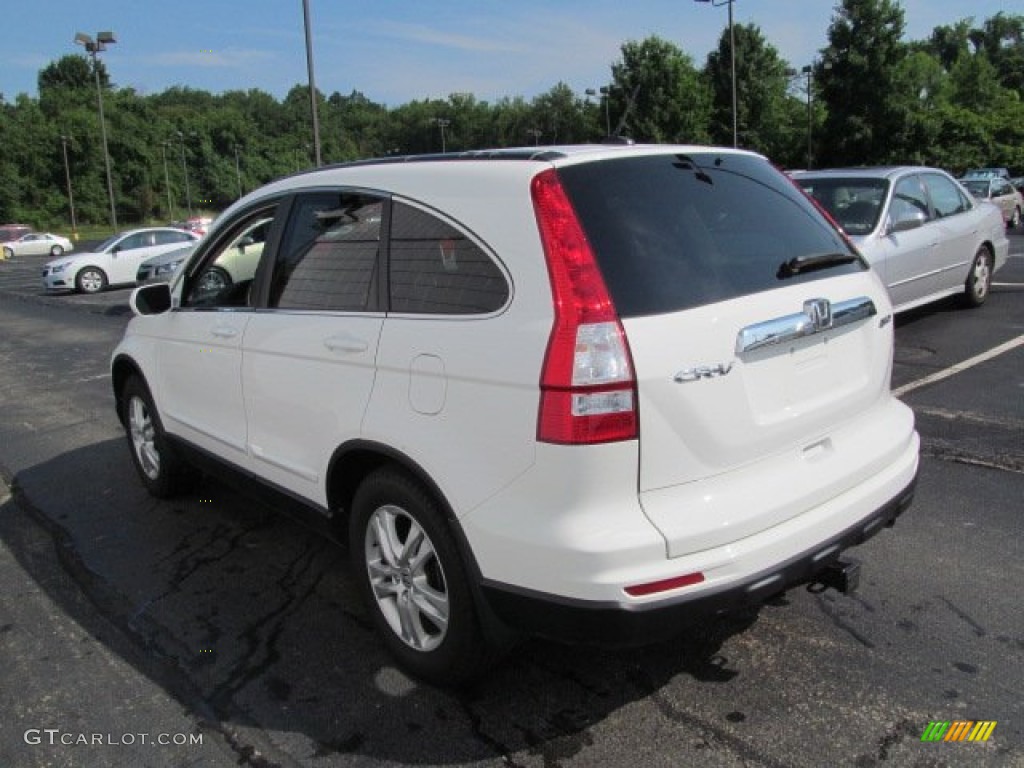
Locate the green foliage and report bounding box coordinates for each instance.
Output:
[3,8,1023,228]
[610,36,710,143]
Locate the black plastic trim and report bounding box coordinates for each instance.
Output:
[477,473,918,645]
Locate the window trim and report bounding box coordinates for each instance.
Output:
[177,199,285,312]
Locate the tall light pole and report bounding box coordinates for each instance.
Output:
[160,141,174,220]
[176,131,193,219]
[59,135,77,236]
[695,0,737,148]
[73,31,118,229]
[432,118,450,153]
[234,145,243,199]
[302,0,322,167]
[802,64,813,169]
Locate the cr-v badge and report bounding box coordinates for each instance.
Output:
[674,362,734,383]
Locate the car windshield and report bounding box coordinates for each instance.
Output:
[794,178,889,237]
[960,180,989,198]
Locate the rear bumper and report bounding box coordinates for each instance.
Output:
[479,471,917,645]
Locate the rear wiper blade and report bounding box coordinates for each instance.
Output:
[777,252,859,279]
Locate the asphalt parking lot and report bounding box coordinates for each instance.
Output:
[0,235,1021,767]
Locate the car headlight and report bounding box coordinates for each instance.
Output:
[153,259,184,277]
[50,262,70,273]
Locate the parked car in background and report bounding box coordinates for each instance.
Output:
[962,167,1010,180]
[959,176,1023,229]
[43,227,200,294]
[112,144,918,684]
[136,244,198,285]
[2,232,73,259]
[0,224,33,245]
[793,167,1009,312]
[184,216,214,236]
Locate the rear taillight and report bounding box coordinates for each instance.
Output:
[531,169,638,445]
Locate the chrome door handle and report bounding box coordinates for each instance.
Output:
[211,325,239,339]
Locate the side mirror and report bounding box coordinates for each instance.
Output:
[129,282,172,316]
[889,209,926,234]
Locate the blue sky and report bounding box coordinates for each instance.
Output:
[2,1,1015,105]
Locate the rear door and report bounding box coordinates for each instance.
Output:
[920,172,977,294]
[242,190,385,505]
[558,151,892,501]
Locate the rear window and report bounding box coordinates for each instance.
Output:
[557,153,865,318]
[796,177,889,235]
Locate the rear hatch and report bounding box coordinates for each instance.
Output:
[556,151,897,553]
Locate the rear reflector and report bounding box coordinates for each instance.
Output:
[624,572,706,597]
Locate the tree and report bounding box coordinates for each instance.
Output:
[607,36,711,143]
[705,23,794,157]
[817,0,908,165]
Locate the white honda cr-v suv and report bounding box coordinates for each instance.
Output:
[111,144,919,685]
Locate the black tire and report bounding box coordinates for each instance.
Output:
[76,266,108,294]
[963,246,993,308]
[121,375,194,498]
[197,265,232,294]
[1010,206,1021,230]
[349,467,493,686]
[50,245,65,257]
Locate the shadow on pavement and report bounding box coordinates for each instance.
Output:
[1,438,763,765]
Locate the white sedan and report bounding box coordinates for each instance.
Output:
[42,227,200,294]
[2,232,74,259]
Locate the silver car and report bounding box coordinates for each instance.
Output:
[793,167,1010,312]
[959,176,1023,229]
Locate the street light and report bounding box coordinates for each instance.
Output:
[694,0,737,148]
[59,135,77,236]
[801,64,813,169]
[176,131,193,219]
[160,141,175,220]
[585,86,612,136]
[301,0,322,167]
[432,118,450,153]
[73,30,118,229]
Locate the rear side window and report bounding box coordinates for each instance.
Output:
[558,154,865,317]
[389,201,509,314]
[270,192,383,312]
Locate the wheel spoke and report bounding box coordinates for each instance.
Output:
[372,509,403,568]
[411,583,449,630]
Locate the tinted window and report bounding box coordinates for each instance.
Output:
[389,202,509,314]
[184,207,278,308]
[924,173,969,218]
[559,154,865,318]
[117,233,150,250]
[154,230,193,245]
[270,192,381,312]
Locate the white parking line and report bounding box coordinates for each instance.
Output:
[894,334,1024,397]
